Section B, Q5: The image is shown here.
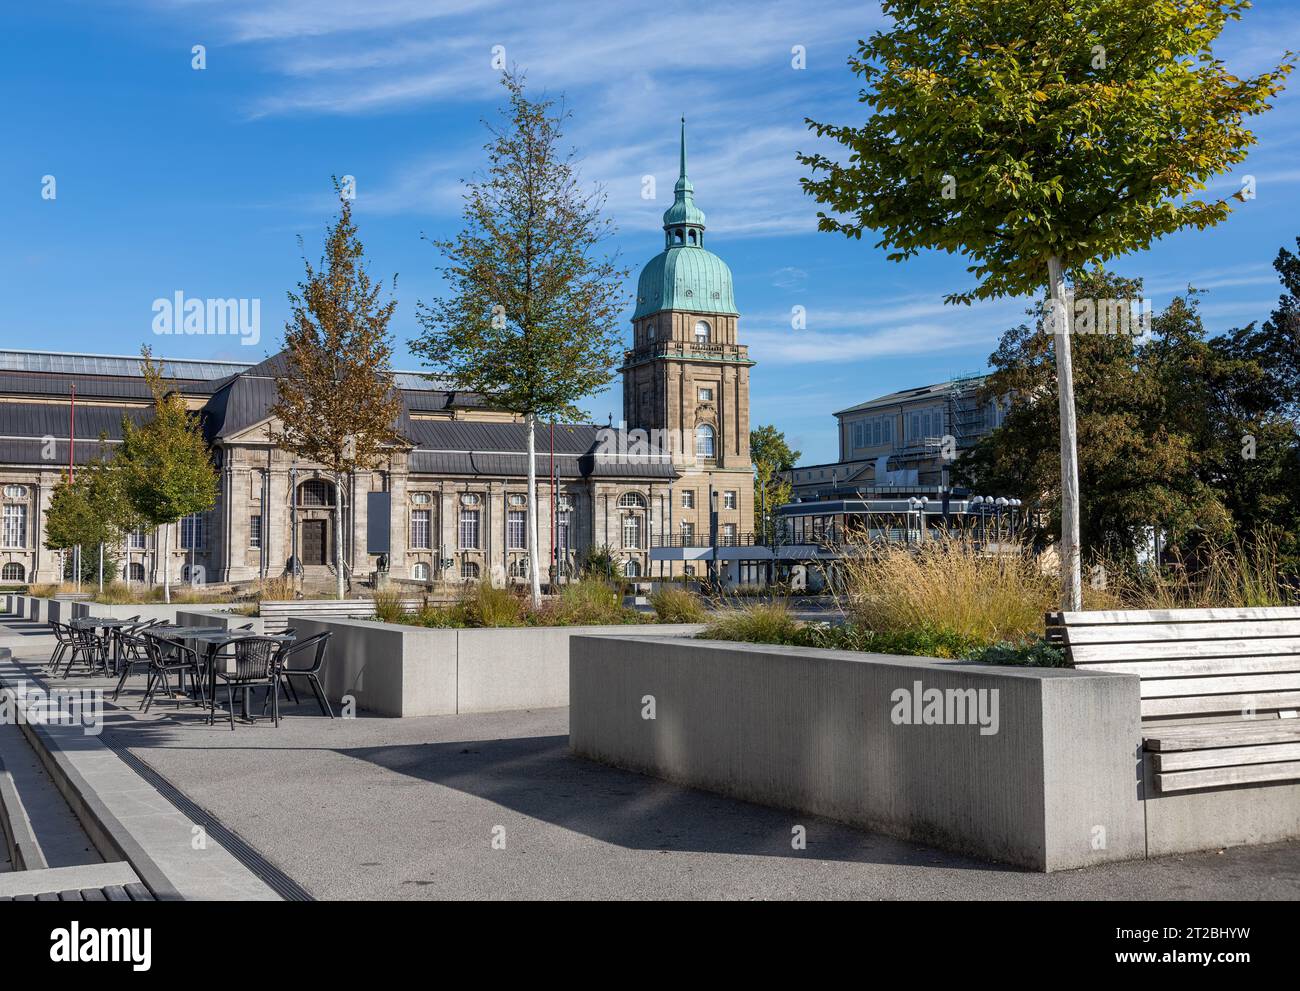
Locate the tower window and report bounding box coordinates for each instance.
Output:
[695,424,716,460]
[694,320,711,343]
[675,229,684,244]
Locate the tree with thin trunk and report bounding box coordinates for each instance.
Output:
[750,425,800,543]
[271,182,404,600]
[45,454,131,591]
[413,72,629,607]
[116,349,218,603]
[799,0,1292,610]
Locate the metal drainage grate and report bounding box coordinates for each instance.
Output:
[104,742,314,902]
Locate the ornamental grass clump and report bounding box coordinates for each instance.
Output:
[543,579,640,626]
[699,600,802,645]
[838,536,1056,643]
[649,586,707,623]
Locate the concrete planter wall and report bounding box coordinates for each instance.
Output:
[288,617,705,717]
[70,602,188,623]
[570,635,1147,872]
[176,610,265,634]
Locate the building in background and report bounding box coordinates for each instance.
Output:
[0,349,680,589]
[0,123,762,590]
[788,375,1006,501]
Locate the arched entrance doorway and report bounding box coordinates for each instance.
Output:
[296,479,336,567]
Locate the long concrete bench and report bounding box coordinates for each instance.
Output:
[1051,607,1300,794]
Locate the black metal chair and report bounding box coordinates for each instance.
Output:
[140,635,206,712]
[275,632,333,718]
[47,621,74,671]
[208,636,285,730]
[111,628,157,702]
[61,625,108,678]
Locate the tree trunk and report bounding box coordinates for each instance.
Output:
[162,523,171,604]
[525,413,542,608]
[334,473,346,601]
[98,543,103,594]
[1048,255,1083,612]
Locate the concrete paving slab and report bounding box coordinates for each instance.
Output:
[4,611,1298,900]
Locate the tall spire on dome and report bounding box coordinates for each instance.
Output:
[663,116,705,242]
[679,116,689,187]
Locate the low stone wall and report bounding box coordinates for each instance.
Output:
[70,602,186,623]
[287,617,704,717]
[175,609,265,633]
[569,635,1147,872]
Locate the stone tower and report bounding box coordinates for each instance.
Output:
[621,119,755,562]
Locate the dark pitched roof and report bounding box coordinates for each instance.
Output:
[0,402,146,442]
[408,420,677,480]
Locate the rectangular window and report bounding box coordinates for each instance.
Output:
[250,515,262,549]
[129,526,147,549]
[459,509,480,549]
[680,522,695,544]
[622,514,642,549]
[179,513,203,550]
[556,511,571,551]
[681,490,695,509]
[723,490,737,509]
[2,504,27,548]
[410,509,431,550]
[721,523,737,544]
[507,510,527,550]
[698,387,714,402]
[853,421,865,448]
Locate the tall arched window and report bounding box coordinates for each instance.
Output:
[695,423,716,460]
[127,562,145,582]
[694,319,711,343]
[624,559,642,578]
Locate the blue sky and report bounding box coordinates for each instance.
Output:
[4,1,1300,466]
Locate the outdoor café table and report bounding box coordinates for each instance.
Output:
[69,617,133,674]
[144,626,230,687]
[189,631,297,722]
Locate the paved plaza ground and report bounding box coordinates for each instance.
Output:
[3,612,1299,900]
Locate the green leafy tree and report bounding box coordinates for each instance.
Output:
[800,0,1293,608]
[46,448,136,589]
[955,272,1232,557]
[750,425,800,542]
[413,72,629,606]
[271,182,404,600]
[116,349,218,602]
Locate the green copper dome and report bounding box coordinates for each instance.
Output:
[632,119,737,320]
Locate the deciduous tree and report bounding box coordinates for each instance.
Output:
[116,349,218,602]
[800,0,1293,608]
[413,72,629,606]
[271,182,404,601]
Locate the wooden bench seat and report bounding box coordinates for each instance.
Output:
[1049,607,1300,794]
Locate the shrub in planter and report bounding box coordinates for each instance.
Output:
[649,587,706,623]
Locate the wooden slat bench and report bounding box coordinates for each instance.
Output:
[1049,607,1300,794]
[258,599,377,634]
